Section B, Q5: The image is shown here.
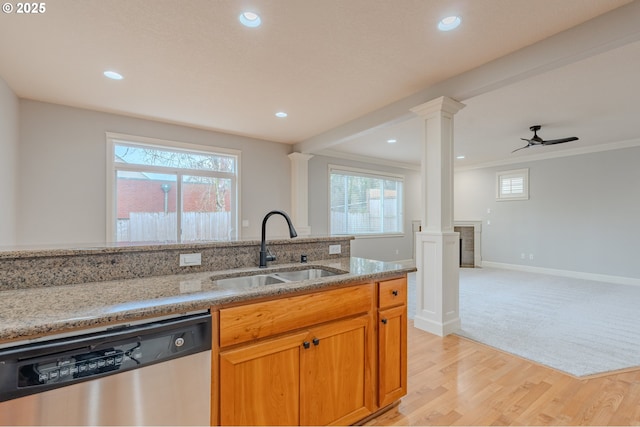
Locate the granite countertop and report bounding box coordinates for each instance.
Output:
[0,236,351,259]
[0,257,416,344]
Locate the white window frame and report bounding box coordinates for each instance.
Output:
[106,132,241,242]
[496,168,529,201]
[328,165,404,238]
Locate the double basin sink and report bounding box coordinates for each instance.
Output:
[212,267,346,290]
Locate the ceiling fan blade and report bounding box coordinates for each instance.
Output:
[521,137,545,145]
[511,143,531,153]
[541,136,579,145]
[514,126,579,154]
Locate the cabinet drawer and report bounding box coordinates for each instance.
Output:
[219,284,373,347]
[378,277,407,309]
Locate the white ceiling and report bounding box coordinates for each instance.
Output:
[330,38,640,168]
[0,0,638,167]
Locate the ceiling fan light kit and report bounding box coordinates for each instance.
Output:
[512,125,579,153]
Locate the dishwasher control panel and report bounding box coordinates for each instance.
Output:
[21,348,128,387]
[0,313,211,402]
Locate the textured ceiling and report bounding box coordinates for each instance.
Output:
[0,0,632,146]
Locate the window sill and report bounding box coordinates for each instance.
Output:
[332,233,405,239]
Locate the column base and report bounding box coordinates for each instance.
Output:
[414,231,461,337]
[414,315,461,336]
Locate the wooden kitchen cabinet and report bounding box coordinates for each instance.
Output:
[219,331,306,426]
[300,316,371,426]
[377,277,407,408]
[213,277,408,426]
[219,316,371,426]
[216,284,375,426]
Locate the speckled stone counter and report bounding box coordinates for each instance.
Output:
[0,236,353,290]
[0,257,416,344]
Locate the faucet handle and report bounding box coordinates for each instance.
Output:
[266,248,276,262]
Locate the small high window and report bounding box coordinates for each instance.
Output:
[496,168,529,201]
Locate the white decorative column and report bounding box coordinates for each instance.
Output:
[411,96,465,336]
[288,152,314,236]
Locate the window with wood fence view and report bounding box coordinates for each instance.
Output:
[111,138,238,243]
[330,166,403,236]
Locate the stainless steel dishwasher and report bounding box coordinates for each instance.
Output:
[0,312,211,426]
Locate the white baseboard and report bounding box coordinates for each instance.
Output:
[482,261,640,287]
[413,314,461,337]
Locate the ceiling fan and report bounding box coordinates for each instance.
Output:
[512,125,579,153]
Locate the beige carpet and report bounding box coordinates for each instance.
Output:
[408,268,640,377]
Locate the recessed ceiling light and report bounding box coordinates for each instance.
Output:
[275,111,288,118]
[456,155,466,159]
[438,16,461,31]
[103,70,123,80]
[387,139,397,144]
[239,11,261,28]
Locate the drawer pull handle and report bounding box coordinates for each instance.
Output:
[381,318,388,325]
[392,290,399,296]
[312,338,320,346]
[303,341,310,349]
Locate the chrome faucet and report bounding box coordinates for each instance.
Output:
[259,210,297,268]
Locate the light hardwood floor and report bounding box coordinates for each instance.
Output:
[366,321,640,426]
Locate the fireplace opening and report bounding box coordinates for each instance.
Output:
[454,226,475,268]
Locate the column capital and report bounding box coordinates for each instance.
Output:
[410,96,465,119]
[288,152,314,162]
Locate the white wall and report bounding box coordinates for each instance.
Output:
[0,77,18,246]
[17,100,292,245]
[455,146,640,279]
[308,155,420,261]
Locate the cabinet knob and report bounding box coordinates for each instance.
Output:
[392,290,399,296]
[381,318,388,325]
[312,338,320,346]
[303,341,310,349]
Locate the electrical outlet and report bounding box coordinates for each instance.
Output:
[395,249,399,255]
[521,253,525,259]
[529,254,534,260]
[329,244,341,255]
[179,253,201,266]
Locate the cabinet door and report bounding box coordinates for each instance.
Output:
[378,305,407,407]
[300,316,372,426]
[219,331,307,426]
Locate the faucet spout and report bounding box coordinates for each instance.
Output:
[259,210,298,268]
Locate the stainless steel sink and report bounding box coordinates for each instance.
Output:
[212,267,345,289]
[272,268,341,281]
[214,274,285,289]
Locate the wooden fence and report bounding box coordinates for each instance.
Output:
[330,212,401,234]
[117,211,232,242]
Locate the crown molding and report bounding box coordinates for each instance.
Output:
[455,138,640,172]
[317,138,640,173]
